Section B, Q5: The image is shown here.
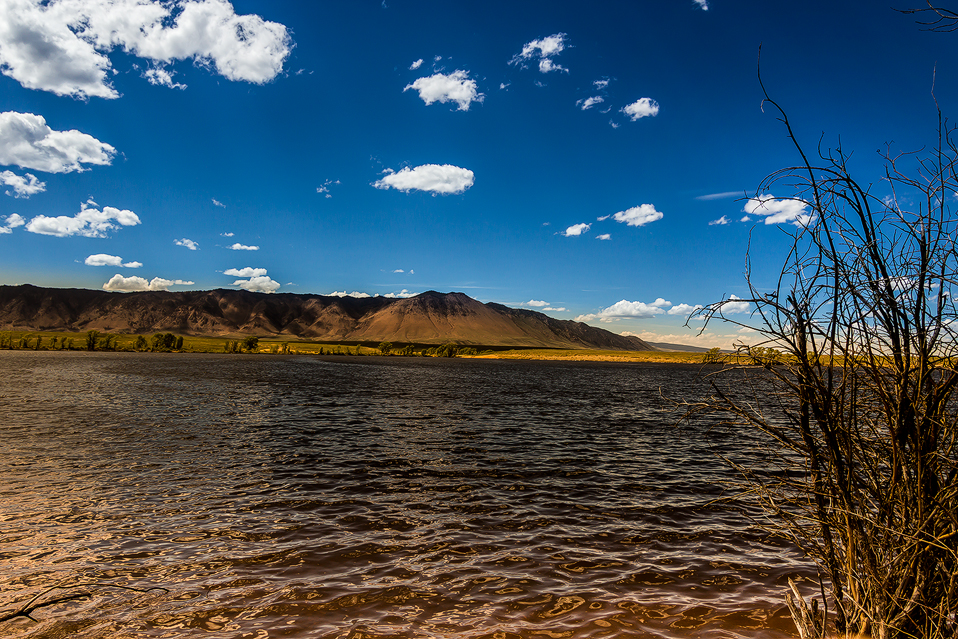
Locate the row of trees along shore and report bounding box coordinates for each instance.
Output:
[0,331,181,352]
[0,332,488,357]
[681,19,958,638]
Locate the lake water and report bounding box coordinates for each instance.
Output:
[0,351,811,638]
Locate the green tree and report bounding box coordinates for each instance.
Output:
[242,336,259,352]
[134,335,148,352]
[378,341,393,355]
[86,330,99,351]
[175,336,183,350]
[702,347,722,363]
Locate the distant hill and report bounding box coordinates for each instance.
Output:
[0,285,655,351]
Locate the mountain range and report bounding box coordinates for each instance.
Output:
[0,285,654,351]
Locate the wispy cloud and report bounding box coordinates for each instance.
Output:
[510,33,569,73]
[596,233,611,240]
[693,0,710,10]
[709,216,730,225]
[409,58,423,70]
[695,191,740,201]
[316,179,340,198]
[142,66,186,89]
[175,238,199,250]
[373,164,475,195]
[212,198,226,208]
[576,96,604,110]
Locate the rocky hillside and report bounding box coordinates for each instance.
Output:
[0,285,655,351]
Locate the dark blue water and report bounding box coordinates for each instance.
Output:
[0,351,809,638]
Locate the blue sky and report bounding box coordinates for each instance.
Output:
[1,0,956,348]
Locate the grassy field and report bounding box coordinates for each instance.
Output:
[0,330,711,362]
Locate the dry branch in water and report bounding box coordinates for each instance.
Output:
[0,581,169,624]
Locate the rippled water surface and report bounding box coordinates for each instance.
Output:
[0,352,810,638]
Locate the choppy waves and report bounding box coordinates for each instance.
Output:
[0,352,809,638]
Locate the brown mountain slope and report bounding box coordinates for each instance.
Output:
[0,285,654,350]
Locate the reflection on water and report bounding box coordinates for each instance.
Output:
[0,352,808,638]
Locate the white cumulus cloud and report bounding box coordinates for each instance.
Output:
[224,266,267,277]
[0,213,26,234]
[103,274,192,291]
[384,289,416,298]
[25,199,139,237]
[234,275,279,293]
[224,265,278,293]
[668,303,704,316]
[511,33,568,73]
[709,215,730,226]
[613,204,663,227]
[409,58,423,70]
[0,0,292,99]
[744,194,814,226]
[0,170,45,197]
[694,0,709,10]
[596,233,611,240]
[562,222,590,237]
[621,98,660,121]
[526,299,549,307]
[85,253,141,267]
[575,298,672,322]
[175,238,199,250]
[719,294,751,314]
[327,290,372,298]
[229,242,259,250]
[0,111,115,173]
[404,70,484,111]
[373,164,474,195]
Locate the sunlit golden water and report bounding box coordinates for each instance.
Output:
[0,352,810,638]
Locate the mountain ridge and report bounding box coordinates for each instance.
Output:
[0,285,655,351]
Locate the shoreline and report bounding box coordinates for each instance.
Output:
[0,330,709,363]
